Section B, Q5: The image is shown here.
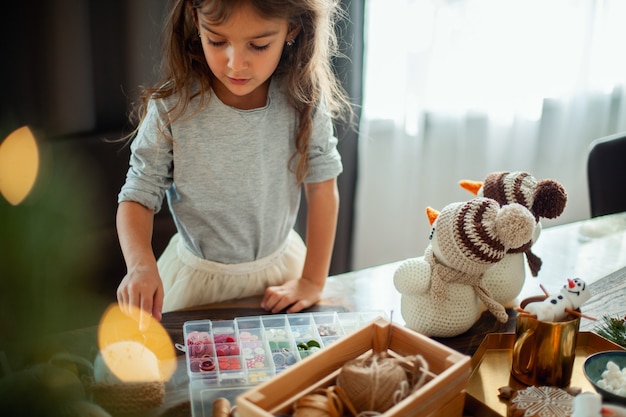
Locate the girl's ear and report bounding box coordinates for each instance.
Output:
[287,25,302,42]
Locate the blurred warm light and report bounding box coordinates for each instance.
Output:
[0,126,39,205]
[95,340,161,383]
[97,304,176,382]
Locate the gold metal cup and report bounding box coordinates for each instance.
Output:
[511,295,581,387]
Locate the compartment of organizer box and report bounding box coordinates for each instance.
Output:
[184,312,388,417]
[183,312,384,386]
[236,317,472,417]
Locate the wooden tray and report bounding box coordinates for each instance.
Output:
[464,331,625,416]
[236,318,471,417]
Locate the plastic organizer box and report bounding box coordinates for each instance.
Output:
[183,311,387,417]
[183,311,386,387]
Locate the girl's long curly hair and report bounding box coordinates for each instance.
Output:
[127,0,353,184]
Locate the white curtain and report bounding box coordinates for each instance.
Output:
[353,0,626,270]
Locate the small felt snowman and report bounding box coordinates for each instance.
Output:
[393,197,536,337]
[518,278,591,322]
[459,171,567,305]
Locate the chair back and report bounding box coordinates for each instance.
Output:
[587,131,626,217]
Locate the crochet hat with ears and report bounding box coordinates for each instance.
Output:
[459,171,567,276]
[459,171,567,220]
[430,197,537,277]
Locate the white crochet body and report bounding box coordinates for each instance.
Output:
[482,222,541,306]
[482,253,525,306]
[393,199,536,338]
[393,256,481,337]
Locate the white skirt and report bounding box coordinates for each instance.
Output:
[158,230,306,313]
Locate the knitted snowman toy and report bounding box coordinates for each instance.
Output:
[459,171,567,305]
[393,197,536,337]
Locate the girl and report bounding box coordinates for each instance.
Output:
[116,0,353,330]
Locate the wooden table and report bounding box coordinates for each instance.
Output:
[49,212,626,417]
[163,210,626,355]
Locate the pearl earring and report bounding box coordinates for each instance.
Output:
[286,39,295,46]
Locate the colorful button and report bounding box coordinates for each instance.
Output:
[199,358,215,372]
[307,340,321,348]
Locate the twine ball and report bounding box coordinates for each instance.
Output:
[336,355,409,414]
[293,387,344,417]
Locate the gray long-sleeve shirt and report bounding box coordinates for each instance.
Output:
[118,80,343,264]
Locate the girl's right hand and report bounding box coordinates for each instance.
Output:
[116,262,164,331]
[116,201,162,331]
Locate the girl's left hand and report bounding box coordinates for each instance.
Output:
[261,277,324,314]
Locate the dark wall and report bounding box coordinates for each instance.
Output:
[2,0,168,137]
[1,1,173,298]
[1,1,362,299]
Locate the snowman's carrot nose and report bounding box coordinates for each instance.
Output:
[459,180,483,195]
[567,278,575,288]
[426,207,439,226]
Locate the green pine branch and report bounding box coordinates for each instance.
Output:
[594,315,626,348]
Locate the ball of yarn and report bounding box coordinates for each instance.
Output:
[293,387,344,417]
[336,355,409,414]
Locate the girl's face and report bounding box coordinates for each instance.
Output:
[196,3,297,110]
